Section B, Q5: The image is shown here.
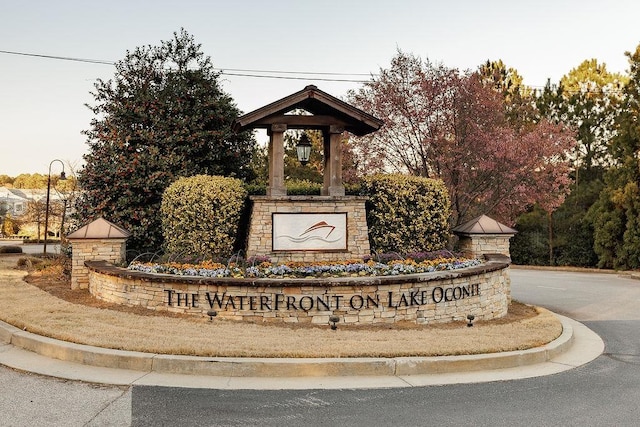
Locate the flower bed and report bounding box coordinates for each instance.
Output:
[127,256,482,279]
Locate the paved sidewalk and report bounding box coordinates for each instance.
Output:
[0,315,603,390]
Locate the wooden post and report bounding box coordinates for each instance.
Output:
[267,124,287,196]
[322,125,345,196]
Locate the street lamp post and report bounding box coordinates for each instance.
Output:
[43,159,66,255]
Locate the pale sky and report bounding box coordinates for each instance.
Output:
[1,0,639,177]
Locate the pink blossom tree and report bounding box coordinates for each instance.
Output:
[348,51,575,225]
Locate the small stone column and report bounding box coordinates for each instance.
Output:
[453,215,517,260]
[67,217,131,290]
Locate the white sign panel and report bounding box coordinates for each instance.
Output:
[272,213,348,251]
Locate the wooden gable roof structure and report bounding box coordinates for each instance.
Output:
[233,85,383,196]
[234,85,383,136]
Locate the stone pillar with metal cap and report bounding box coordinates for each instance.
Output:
[67,217,131,290]
[453,214,517,261]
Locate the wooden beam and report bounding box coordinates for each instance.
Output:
[233,85,383,136]
[251,115,348,129]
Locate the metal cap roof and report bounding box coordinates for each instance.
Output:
[67,217,131,239]
[453,215,517,235]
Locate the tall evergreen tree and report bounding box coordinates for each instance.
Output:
[589,45,640,269]
[75,30,255,253]
[478,60,537,127]
[560,59,626,174]
[512,59,624,266]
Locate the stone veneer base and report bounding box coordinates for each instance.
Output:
[245,196,371,264]
[84,255,511,326]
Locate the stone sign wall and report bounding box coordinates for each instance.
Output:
[85,258,510,326]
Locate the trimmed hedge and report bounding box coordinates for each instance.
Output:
[0,245,22,254]
[246,180,361,196]
[361,174,451,253]
[245,180,321,196]
[161,175,247,260]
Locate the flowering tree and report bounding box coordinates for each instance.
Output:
[348,51,576,225]
[517,60,627,266]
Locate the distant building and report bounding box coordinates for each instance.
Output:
[0,186,30,216]
[0,186,68,238]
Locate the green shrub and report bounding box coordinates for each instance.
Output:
[0,245,23,254]
[510,206,549,265]
[361,174,451,253]
[246,180,361,196]
[161,175,247,260]
[285,180,322,195]
[245,182,267,196]
[245,179,321,196]
[344,183,361,196]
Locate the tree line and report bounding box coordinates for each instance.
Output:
[11,29,638,269]
[0,173,76,191]
[346,51,636,269]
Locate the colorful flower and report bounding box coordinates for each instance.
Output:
[128,255,481,279]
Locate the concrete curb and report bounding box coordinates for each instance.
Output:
[0,314,576,378]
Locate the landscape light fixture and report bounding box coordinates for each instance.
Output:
[43,159,66,256]
[296,133,312,166]
[467,314,475,327]
[207,310,218,321]
[329,314,340,330]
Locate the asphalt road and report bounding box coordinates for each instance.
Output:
[0,241,60,255]
[2,268,639,426]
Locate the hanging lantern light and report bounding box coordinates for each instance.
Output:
[296,133,312,166]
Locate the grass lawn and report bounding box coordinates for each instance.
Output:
[0,254,562,358]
